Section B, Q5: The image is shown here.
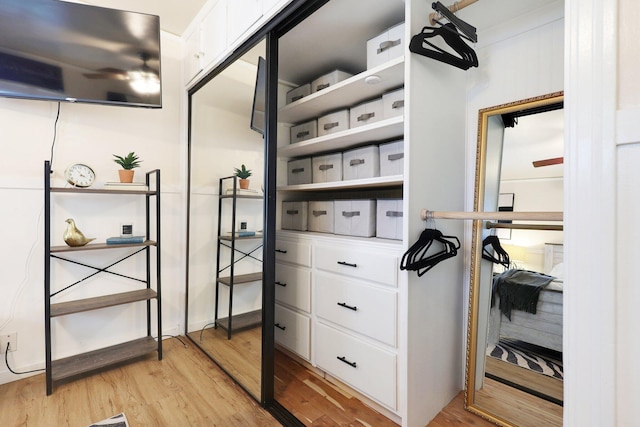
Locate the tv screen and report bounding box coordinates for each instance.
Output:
[0,0,161,108]
[250,56,266,135]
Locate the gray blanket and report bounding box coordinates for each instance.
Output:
[492,269,555,320]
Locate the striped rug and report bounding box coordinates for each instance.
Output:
[487,339,563,380]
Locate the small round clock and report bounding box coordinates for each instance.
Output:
[64,163,96,188]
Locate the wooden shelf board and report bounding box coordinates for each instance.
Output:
[279,57,405,124]
[217,272,263,286]
[51,289,157,317]
[219,234,263,241]
[217,309,262,332]
[51,187,156,195]
[50,240,157,253]
[277,175,403,192]
[278,116,404,159]
[220,194,263,200]
[51,337,158,382]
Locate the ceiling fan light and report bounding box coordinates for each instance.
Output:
[129,70,160,95]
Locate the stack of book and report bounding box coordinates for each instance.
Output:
[106,235,145,244]
[225,188,262,196]
[103,182,149,191]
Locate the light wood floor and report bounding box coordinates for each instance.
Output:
[0,337,278,427]
[0,336,557,426]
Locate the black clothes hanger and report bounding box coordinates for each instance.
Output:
[401,228,461,276]
[409,24,477,70]
[432,1,477,43]
[482,235,511,269]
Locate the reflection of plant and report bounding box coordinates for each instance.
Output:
[113,152,142,170]
[234,164,252,179]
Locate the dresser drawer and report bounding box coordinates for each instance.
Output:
[275,263,311,313]
[315,323,396,409]
[315,244,398,286]
[316,272,397,346]
[275,304,311,360]
[275,238,311,267]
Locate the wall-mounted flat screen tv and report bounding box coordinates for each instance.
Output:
[0,0,161,108]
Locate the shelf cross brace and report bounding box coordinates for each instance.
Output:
[50,247,148,297]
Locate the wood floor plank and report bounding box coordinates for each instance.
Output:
[0,337,279,427]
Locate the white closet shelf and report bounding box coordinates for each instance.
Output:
[277,175,403,192]
[278,116,404,159]
[279,56,405,124]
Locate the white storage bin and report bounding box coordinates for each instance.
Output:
[334,199,376,237]
[286,83,311,104]
[290,120,317,144]
[287,158,312,185]
[342,145,380,180]
[312,153,342,183]
[311,70,353,93]
[379,140,404,176]
[318,109,349,136]
[349,98,383,129]
[282,201,308,231]
[367,22,405,69]
[383,87,405,119]
[376,199,403,240]
[308,201,334,233]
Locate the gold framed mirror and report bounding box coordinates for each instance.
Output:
[465,92,564,426]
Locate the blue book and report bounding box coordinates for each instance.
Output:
[106,236,145,244]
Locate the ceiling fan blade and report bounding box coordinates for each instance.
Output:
[532,157,564,168]
[82,67,128,80]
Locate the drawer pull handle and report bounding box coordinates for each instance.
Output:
[357,112,375,122]
[275,249,288,254]
[337,261,357,268]
[316,83,330,91]
[337,302,358,311]
[388,153,404,161]
[291,94,304,102]
[349,158,365,166]
[291,167,305,174]
[286,210,299,215]
[323,122,339,130]
[377,38,401,54]
[275,323,286,331]
[342,211,360,218]
[313,210,327,217]
[386,210,403,217]
[392,100,405,109]
[318,164,334,171]
[275,281,287,287]
[296,131,310,138]
[337,356,357,368]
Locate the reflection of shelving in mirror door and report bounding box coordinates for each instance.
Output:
[215,176,263,339]
[43,160,162,395]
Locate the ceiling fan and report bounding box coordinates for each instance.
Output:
[532,157,564,167]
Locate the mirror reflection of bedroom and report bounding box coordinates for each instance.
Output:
[472,99,564,426]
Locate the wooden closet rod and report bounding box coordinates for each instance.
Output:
[420,209,563,222]
[429,0,479,25]
[486,222,564,231]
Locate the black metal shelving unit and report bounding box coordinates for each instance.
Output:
[44,160,162,395]
[214,175,263,339]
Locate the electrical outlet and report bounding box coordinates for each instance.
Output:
[1,332,17,353]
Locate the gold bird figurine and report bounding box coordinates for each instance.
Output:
[63,218,95,247]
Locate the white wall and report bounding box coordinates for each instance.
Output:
[0,32,185,384]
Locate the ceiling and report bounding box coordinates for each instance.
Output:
[81,0,208,36]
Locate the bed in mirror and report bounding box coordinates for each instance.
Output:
[185,38,267,401]
[465,92,564,427]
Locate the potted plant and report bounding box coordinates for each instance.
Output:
[234,164,252,189]
[113,152,142,183]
